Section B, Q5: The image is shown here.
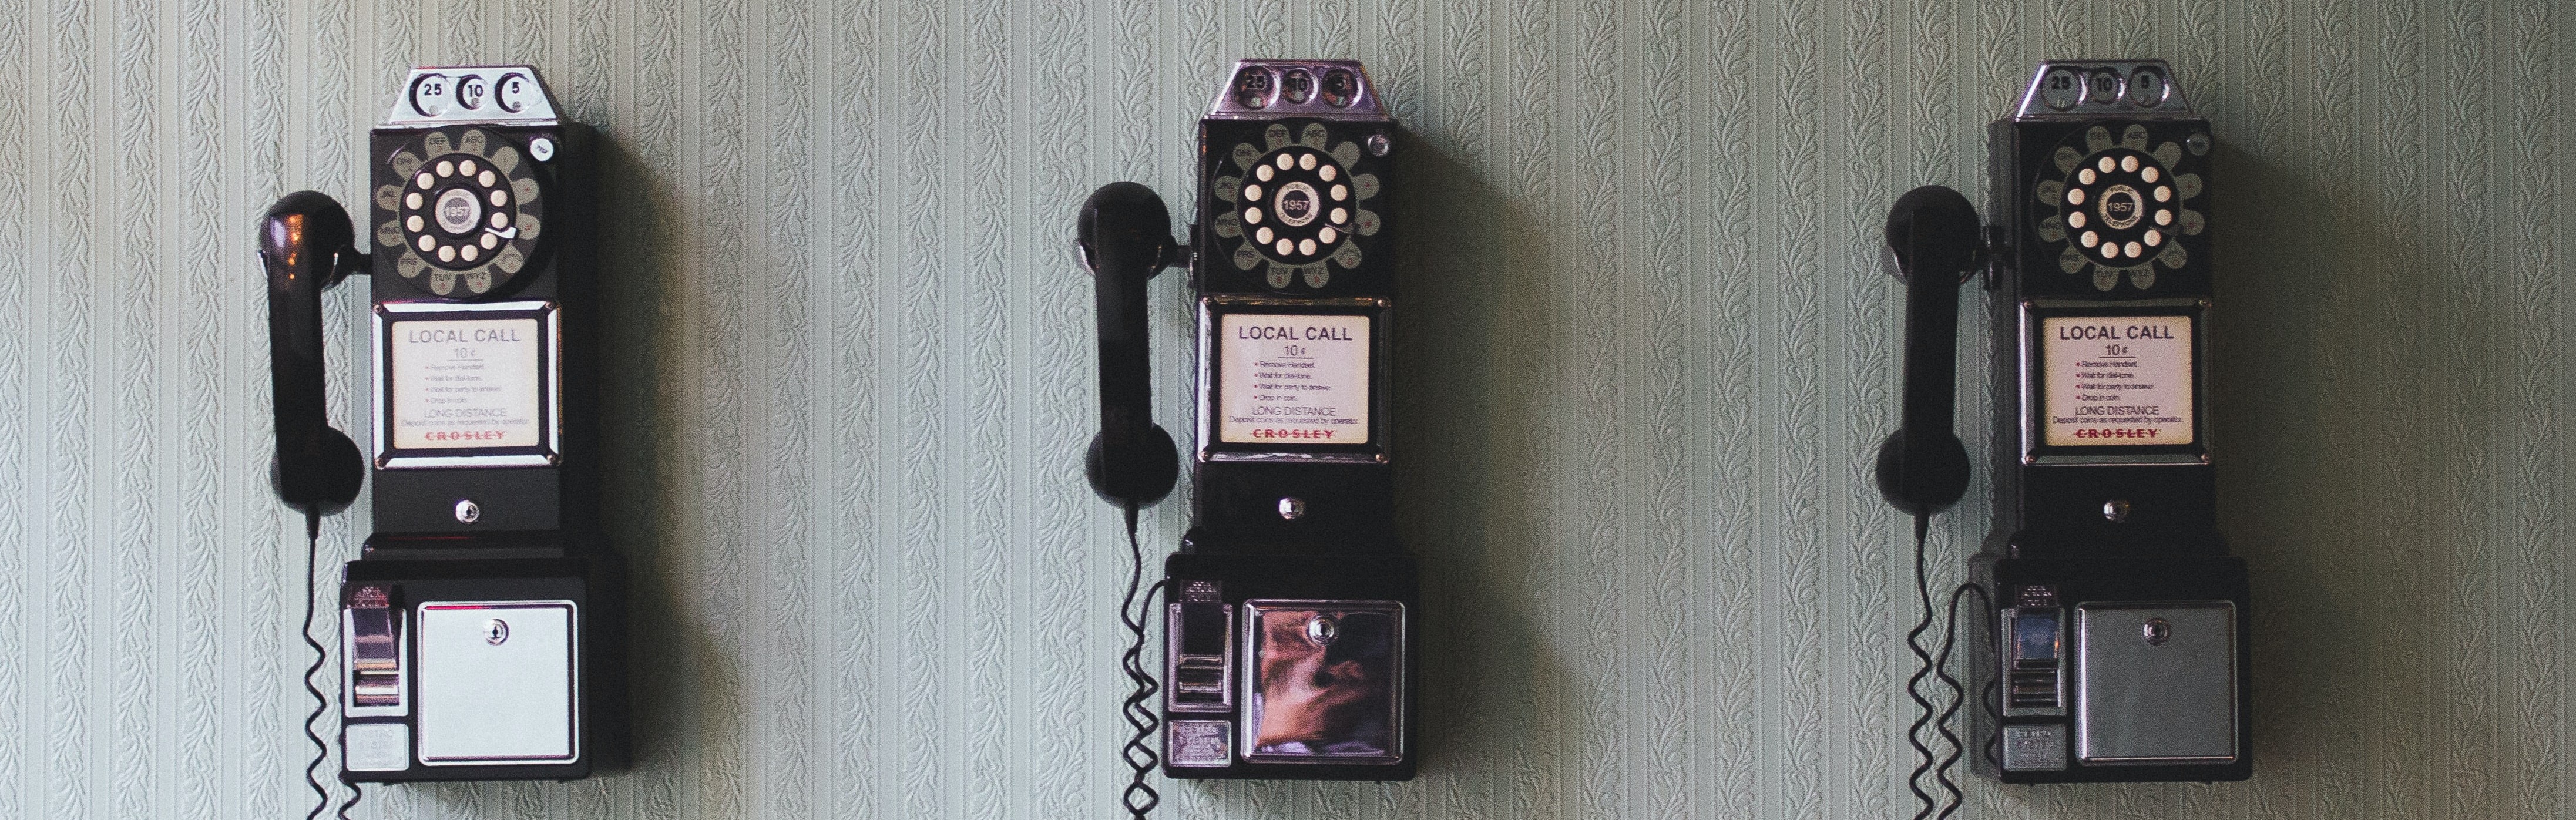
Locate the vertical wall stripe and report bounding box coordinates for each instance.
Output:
[1834,0,1893,817]
[46,1,96,818]
[2437,4,2497,818]
[0,0,25,815]
[2510,0,2561,816]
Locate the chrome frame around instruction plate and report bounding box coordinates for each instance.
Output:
[372,300,562,469]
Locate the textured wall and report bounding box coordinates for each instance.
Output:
[1,0,2570,818]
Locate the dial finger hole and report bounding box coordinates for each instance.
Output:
[1298,238,1316,255]
[2155,186,2171,202]
[2141,166,2160,183]
[2078,168,2096,185]
[1330,207,1347,224]
[2081,231,2099,248]
[1298,153,1316,170]
[2067,187,2087,205]
[416,234,436,252]
[415,172,435,189]
[1245,183,1264,201]
[1257,227,1274,244]
[1275,154,1293,170]
[460,244,479,262]
[1319,164,1337,182]
[2120,156,2140,173]
[2145,230,2164,246]
[436,160,455,177]
[2123,241,2142,258]
[1256,165,1275,182]
[405,192,423,209]
[2099,244,2118,260]
[478,170,496,187]
[2067,211,2088,228]
[2154,209,2172,226]
[480,234,499,250]
[488,190,508,207]
[1331,184,1348,201]
[407,215,424,232]
[1275,238,1293,254]
[459,159,479,176]
[437,244,456,262]
[1319,227,1339,244]
[1246,208,1264,224]
[2097,156,2115,173]
[490,213,509,229]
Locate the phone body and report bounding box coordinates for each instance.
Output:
[1079,60,1416,784]
[263,65,626,783]
[1967,59,2250,783]
[1163,60,1416,782]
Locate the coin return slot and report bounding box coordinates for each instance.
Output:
[1166,587,1234,713]
[2001,608,2066,717]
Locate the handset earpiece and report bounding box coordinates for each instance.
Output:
[261,191,367,515]
[1077,182,1181,508]
[1873,185,1980,516]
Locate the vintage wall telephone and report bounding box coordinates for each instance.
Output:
[1878,59,2249,815]
[1080,59,1416,814]
[262,66,624,805]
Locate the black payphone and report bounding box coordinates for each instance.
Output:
[261,66,624,804]
[1878,59,2248,814]
[1078,59,1416,815]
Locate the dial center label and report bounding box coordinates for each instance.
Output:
[390,317,543,449]
[2041,315,2194,446]
[1218,314,1370,445]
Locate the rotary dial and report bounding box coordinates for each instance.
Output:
[2033,123,2206,291]
[373,128,546,297]
[1210,122,1381,292]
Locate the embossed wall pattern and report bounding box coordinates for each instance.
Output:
[0,0,2568,818]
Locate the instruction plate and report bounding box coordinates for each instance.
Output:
[2040,315,2194,446]
[1218,314,1371,445]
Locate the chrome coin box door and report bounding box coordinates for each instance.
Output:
[1969,60,2251,784]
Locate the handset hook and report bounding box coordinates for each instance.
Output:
[1077,182,1182,508]
[260,191,367,515]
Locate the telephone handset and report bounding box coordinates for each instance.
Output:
[259,66,624,797]
[1079,61,1416,816]
[1873,186,1977,519]
[262,192,368,515]
[1079,182,1181,508]
[1878,61,2249,808]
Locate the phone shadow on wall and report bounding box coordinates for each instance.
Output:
[1178,132,1576,809]
[2198,139,2397,792]
[400,130,717,812]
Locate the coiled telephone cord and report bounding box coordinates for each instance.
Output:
[301,510,364,820]
[1117,503,1167,819]
[1903,512,1987,820]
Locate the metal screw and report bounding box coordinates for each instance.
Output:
[529,136,556,162]
[2141,617,2171,646]
[485,619,511,645]
[2102,498,2131,523]
[1365,133,1391,157]
[454,499,482,524]
[1277,496,1307,520]
[2185,132,2211,156]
